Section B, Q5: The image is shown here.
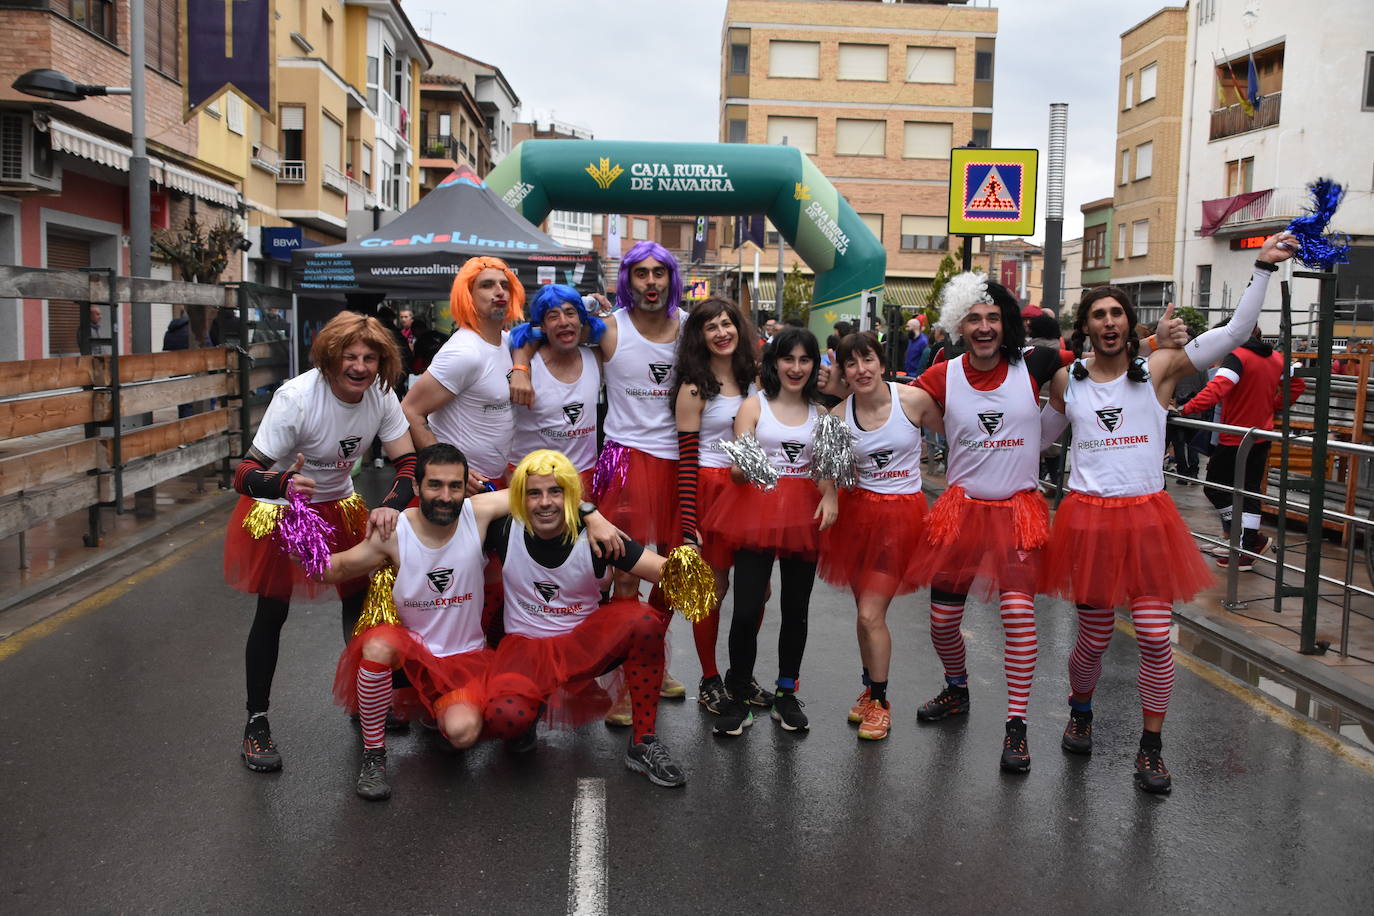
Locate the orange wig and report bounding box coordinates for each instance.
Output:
[450,256,526,331]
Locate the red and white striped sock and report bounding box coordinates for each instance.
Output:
[999,591,1037,720]
[1067,607,1116,698]
[929,596,968,681]
[1131,597,1175,716]
[356,658,392,750]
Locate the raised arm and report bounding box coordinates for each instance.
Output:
[322,528,397,584]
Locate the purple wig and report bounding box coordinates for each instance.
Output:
[616,240,682,317]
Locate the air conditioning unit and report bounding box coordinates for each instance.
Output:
[0,113,62,192]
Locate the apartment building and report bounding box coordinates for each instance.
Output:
[1110,6,1187,322]
[1080,197,1114,292]
[418,74,494,195]
[422,41,520,166]
[718,0,996,311]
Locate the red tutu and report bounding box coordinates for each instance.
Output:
[1041,490,1213,608]
[593,446,680,548]
[332,623,494,720]
[700,475,824,561]
[819,488,928,597]
[486,599,666,730]
[223,493,370,601]
[907,485,1048,601]
[695,466,737,569]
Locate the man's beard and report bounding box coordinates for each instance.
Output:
[420,495,460,526]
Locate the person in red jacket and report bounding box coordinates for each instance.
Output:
[1180,319,1306,570]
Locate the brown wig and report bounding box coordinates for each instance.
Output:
[1070,285,1148,383]
[669,297,758,411]
[836,330,886,371]
[310,310,404,392]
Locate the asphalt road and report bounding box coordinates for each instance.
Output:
[2,525,1372,915]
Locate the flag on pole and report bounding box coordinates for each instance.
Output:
[1223,56,1254,117]
[1246,53,1261,110]
[606,214,621,259]
[733,215,765,249]
[691,216,708,264]
[182,0,275,122]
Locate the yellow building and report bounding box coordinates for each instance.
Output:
[718,0,997,311]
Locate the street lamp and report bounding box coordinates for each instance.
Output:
[11,68,131,101]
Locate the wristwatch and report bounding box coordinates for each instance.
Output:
[577,501,598,518]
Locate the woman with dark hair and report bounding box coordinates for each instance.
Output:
[670,298,767,713]
[819,331,941,741]
[701,326,839,736]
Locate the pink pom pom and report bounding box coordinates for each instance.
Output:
[275,493,335,580]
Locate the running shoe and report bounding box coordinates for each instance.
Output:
[698,675,729,715]
[770,692,809,731]
[241,716,282,772]
[1135,746,1173,794]
[604,692,633,728]
[743,678,775,709]
[355,747,391,801]
[625,735,687,787]
[1215,535,1272,570]
[1061,708,1093,755]
[1000,718,1031,773]
[857,699,891,741]
[713,697,754,736]
[660,672,687,699]
[847,687,873,724]
[916,684,970,722]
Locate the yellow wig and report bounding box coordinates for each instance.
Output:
[508,449,584,544]
[450,256,526,331]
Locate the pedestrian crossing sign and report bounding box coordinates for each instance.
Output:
[947,148,1038,236]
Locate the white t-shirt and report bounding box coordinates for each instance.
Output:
[251,368,408,503]
[426,327,514,477]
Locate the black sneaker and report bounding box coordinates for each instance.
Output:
[1000,718,1031,773]
[1061,708,1093,755]
[625,735,687,787]
[1135,746,1173,794]
[241,716,282,772]
[916,684,970,722]
[355,747,391,800]
[504,723,538,754]
[771,691,809,731]
[712,696,754,737]
[744,678,774,708]
[698,675,729,715]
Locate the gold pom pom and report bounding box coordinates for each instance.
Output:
[337,493,370,539]
[352,565,400,636]
[660,546,717,623]
[242,501,285,539]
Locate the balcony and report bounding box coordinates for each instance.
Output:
[250,144,280,175]
[1210,92,1281,141]
[422,134,459,162]
[277,160,305,184]
[1203,186,1308,237]
[322,164,348,195]
[347,176,377,212]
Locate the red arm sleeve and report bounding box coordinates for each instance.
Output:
[1276,374,1306,410]
[1180,371,1236,416]
[915,360,949,408]
[676,429,701,543]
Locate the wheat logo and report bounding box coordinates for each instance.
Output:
[870,448,894,469]
[977,411,1004,436]
[781,441,805,464]
[648,363,672,385]
[562,403,584,425]
[534,581,560,603]
[585,158,624,190]
[338,436,361,459]
[1095,407,1124,433]
[426,568,454,593]
[794,182,811,201]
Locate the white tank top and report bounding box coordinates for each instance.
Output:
[1065,360,1167,497]
[843,383,924,495]
[392,506,486,657]
[510,348,601,471]
[602,309,680,459]
[944,354,1040,499]
[699,388,749,469]
[502,521,605,638]
[755,393,820,478]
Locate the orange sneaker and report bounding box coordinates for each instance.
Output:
[847,687,872,724]
[604,691,633,727]
[858,699,891,741]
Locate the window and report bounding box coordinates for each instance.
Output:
[65,0,114,40]
[765,218,780,247]
[205,97,221,118]
[730,42,750,75]
[321,115,342,172]
[1117,223,1127,260]
[727,119,747,144]
[1083,224,1107,270]
[1131,219,1149,257]
[1197,264,1212,311]
[1365,52,1374,110]
[906,46,955,83]
[836,119,886,157]
[975,50,994,81]
[1134,141,1152,180]
[1225,156,1254,195]
[838,44,888,81]
[769,41,820,79]
[362,143,373,187]
[971,127,991,148]
[903,121,952,159]
[592,215,604,234]
[1119,149,1130,185]
[146,0,180,78]
[1139,63,1158,102]
[766,116,817,154]
[366,56,380,111]
[858,213,883,243]
[280,105,305,160]
[632,218,649,239]
[227,94,245,136]
[660,222,685,249]
[438,113,452,138]
[901,216,947,251]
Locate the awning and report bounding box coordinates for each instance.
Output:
[883,277,934,309]
[45,120,240,209]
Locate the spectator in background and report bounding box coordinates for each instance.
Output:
[903,315,929,377]
[1021,303,1040,335]
[1027,313,1063,350]
[397,307,427,352]
[88,304,110,356]
[1169,362,1209,484]
[763,318,778,344]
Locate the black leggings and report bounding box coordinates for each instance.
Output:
[1203,442,1270,514]
[244,590,365,714]
[726,548,816,691]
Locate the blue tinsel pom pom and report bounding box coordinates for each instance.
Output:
[1286,178,1350,270]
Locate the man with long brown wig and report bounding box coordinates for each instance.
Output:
[225,311,418,773]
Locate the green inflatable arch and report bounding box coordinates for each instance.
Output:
[485,140,885,335]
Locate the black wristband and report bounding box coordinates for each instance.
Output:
[1254,260,1278,272]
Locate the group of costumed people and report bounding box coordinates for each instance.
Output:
[221,229,1300,800]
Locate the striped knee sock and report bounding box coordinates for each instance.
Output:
[356,658,392,750]
[929,596,968,682]
[1131,598,1175,717]
[999,591,1037,720]
[1067,606,1115,698]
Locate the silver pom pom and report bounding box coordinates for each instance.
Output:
[811,411,857,489]
[720,434,779,491]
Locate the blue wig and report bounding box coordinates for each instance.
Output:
[616,240,682,316]
[509,283,606,349]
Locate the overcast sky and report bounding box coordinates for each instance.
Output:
[417,0,1174,242]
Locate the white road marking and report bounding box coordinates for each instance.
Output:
[567,777,607,916]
